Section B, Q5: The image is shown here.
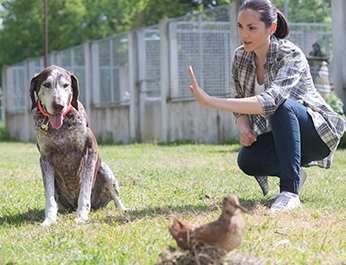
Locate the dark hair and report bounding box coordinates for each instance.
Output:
[239,0,289,39]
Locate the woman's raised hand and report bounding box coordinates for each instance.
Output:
[189,66,211,106]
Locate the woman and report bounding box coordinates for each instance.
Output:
[189,0,345,213]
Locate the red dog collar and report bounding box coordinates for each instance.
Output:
[38,95,73,117]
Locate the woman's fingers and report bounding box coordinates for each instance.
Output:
[188,66,210,106]
[189,66,198,88]
[189,66,199,96]
[189,85,194,94]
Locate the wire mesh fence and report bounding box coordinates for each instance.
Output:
[287,23,332,57]
[92,32,129,107]
[5,63,25,114]
[137,25,162,142]
[58,45,86,104]
[169,5,231,100]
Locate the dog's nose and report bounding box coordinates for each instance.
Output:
[52,102,64,112]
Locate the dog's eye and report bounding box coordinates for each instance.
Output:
[43,83,51,88]
[63,84,69,88]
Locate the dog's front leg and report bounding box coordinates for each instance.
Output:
[75,151,97,223]
[40,156,58,226]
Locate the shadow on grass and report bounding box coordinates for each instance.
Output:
[0,208,45,227]
[0,198,270,227]
[100,198,266,226]
[207,146,242,154]
[0,207,79,227]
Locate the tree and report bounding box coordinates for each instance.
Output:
[0,0,228,77]
[273,0,331,23]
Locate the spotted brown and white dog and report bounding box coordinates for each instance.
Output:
[29,65,127,226]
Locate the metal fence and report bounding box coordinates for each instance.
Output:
[92,32,129,106]
[288,23,332,57]
[2,3,334,142]
[169,6,231,99]
[4,62,26,114]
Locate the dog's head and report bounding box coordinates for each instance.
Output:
[29,65,79,129]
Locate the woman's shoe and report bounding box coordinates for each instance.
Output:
[268,191,301,213]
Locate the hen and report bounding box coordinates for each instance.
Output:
[168,194,250,253]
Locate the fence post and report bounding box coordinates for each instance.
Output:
[169,21,179,98]
[84,40,92,116]
[331,0,346,104]
[160,19,169,143]
[128,29,140,142]
[2,66,7,126]
[229,0,241,60]
[23,60,30,142]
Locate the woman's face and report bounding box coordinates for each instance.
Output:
[237,9,275,54]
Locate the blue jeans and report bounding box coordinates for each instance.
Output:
[237,98,330,195]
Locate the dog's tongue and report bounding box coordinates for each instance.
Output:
[48,114,63,129]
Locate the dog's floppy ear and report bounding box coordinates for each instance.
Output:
[29,73,39,112]
[70,72,79,111]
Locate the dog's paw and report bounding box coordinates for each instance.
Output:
[115,199,127,211]
[41,218,56,227]
[74,212,88,223]
[74,217,87,223]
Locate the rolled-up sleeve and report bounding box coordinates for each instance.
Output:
[256,50,306,117]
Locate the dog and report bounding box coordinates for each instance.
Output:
[29,65,127,226]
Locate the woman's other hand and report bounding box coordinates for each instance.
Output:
[189,66,211,106]
[240,128,258,147]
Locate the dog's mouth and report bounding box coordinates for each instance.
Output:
[48,113,64,129]
[38,96,73,130]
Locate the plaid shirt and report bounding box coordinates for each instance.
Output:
[231,35,345,168]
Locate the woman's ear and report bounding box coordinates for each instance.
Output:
[270,22,277,35]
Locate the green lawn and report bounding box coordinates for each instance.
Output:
[0,142,345,264]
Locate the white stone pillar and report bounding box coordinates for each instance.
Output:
[160,18,169,143]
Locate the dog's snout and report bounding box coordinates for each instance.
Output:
[52,101,64,112]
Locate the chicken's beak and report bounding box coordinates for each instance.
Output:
[236,203,252,215]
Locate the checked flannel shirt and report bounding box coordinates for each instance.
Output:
[231,35,345,168]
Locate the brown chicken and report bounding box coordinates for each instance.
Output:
[168,194,250,253]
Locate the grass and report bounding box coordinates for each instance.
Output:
[0,142,345,264]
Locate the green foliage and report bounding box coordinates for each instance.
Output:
[325,91,346,118]
[324,91,346,149]
[273,0,331,23]
[0,121,16,141]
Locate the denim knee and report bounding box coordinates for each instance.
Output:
[237,147,254,176]
[270,98,295,122]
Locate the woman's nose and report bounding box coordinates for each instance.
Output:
[239,29,247,38]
